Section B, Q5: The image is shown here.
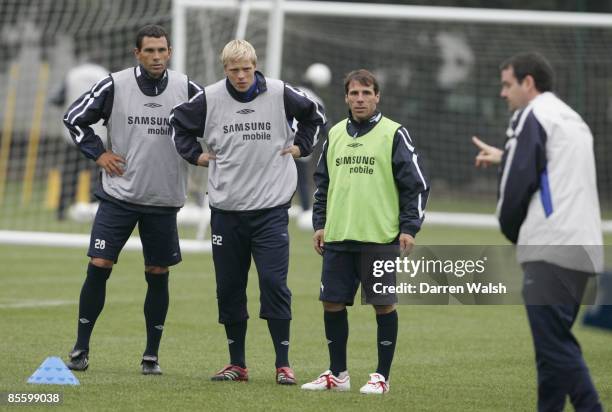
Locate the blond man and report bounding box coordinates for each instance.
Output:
[170,40,325,384]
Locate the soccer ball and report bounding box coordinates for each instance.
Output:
[68,202,99,223]
[304,63,332,88]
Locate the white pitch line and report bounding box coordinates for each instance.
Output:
[0,299,77,309]
[0,294,205,310]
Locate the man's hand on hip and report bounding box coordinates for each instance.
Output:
[96,151,125,177]
[281,145,301,159]
[197,152,217,167]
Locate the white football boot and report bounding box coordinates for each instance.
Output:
[359,373,389,394]
[301,370,350,391]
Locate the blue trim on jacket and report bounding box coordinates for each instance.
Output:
[539,168,553,217]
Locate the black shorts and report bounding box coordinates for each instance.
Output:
[320,247,398,306]
[88,199,181,267]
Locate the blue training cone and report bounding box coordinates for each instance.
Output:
[27,356,80,385]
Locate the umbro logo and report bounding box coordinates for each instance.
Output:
[236,108,255,114]
[155,325,164,331]
[144,102,162,108]
[280,341,290,346]
[347,142,363,148]
[380,341,393,346]
[79,318,90,324]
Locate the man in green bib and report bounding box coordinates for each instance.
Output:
[301,69,429,394]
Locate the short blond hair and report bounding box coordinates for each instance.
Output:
[220,39,258,67]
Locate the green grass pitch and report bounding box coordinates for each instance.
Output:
[1,223,611,411]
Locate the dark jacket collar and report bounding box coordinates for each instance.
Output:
[346,110,382,138]
[135,64,168,96]
[225,71,268,103]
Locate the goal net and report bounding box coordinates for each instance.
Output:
[1,0,612,249]
[0,0,210,249]
[175,0,612,230]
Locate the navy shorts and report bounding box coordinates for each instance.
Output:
[88,199,181,267]
[210,207,291,324]
[320,247,398,306]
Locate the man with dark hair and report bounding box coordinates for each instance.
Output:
[499,52,554,93]
[63,24,202,375]
[171,39,325,385]
[301,69,429,394]
[136,24,170,50]
[473,52,603,411]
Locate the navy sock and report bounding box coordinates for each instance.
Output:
[225,320,247,368]
[375,310,398,380]
[267,319,290,368]
[324,309,348,376]
[74,263,112,351]
[143,272,169,357]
